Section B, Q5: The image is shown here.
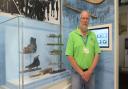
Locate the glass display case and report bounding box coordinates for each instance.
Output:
[0,16,70,89]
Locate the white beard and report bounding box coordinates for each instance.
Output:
[81,25,88,32]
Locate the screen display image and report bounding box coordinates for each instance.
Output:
[88,24,112,51]
[90,27,109,48]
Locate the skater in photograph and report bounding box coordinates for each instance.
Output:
[50,0,55,17]
[55,0,59,20]
[46,0,50,21]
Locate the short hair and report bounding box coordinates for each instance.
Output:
[80,10,90,19]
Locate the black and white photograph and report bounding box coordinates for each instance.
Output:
[0,0,60,24]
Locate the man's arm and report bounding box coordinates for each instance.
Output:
[67,56,84,76]
[83,53,100,81]
[88,53,100,74]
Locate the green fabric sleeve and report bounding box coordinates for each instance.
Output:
[65,33,74,56]
[94,33,101,54]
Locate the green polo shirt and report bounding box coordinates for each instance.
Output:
[65,28,101,69]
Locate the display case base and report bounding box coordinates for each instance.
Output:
[6,70,71,89]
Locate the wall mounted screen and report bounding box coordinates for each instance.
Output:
[88,24,112,51]
[125,38,128,49]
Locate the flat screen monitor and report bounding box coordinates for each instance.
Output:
[125,38,128,49]
[88,24,112,51]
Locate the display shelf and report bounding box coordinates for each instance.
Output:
[19,67,42,73]
[47,33,65,73]
[47,43,64,46]
[50,49,62,55]
[48,34,61,38]
[49,62,64,66]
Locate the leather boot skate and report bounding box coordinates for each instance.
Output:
[25,55,40,69]
[23,37,37,53]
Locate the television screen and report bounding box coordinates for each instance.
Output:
[125,38,128,49]
[88,24,112,51]
[90,27,109,48]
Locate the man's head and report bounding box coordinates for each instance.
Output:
[79,10,90,32]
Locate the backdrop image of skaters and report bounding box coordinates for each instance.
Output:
[0,0,60,24]
[44,0,60,24]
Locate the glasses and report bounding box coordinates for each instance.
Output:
[81,16,89,20]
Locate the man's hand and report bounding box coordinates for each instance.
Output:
[81,69,93,82]
[81,54,100,81]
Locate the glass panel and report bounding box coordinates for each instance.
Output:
[0,16,22,89]
[19,16,69,89]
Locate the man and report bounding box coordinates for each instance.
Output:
[65,10,101,89]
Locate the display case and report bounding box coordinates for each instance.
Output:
[0,16,70,89]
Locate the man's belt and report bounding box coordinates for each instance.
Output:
[82,68,88,71]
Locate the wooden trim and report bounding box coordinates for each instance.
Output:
[85,0,105,4]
